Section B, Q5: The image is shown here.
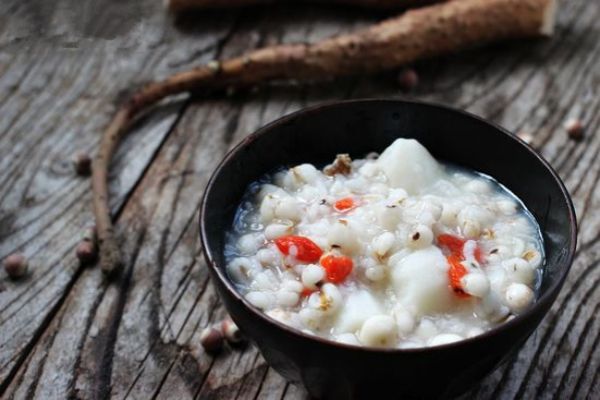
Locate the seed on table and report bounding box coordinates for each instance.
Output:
[3,253,28,279]
[72,151,92,176]
[221,318,244,344]
[76,241,98,265]
[200,327,224,354]
[565,118,584,140]
[397,68,419,91]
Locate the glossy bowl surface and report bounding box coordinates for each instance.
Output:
[200,99,577,399]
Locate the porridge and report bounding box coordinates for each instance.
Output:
[224,138,544,348]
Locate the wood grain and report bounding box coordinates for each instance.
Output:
[0,0,598,399]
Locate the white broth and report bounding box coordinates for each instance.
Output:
[224,139,544,348]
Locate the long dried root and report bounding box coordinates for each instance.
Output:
[93,0,556,275]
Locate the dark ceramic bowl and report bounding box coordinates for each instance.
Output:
[200,99,577,399]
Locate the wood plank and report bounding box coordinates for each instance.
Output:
[0,0,236,394]
[1,0,599,398]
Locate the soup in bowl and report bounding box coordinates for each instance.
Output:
[200,99,576,399]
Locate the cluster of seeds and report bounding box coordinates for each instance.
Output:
[225,139,544,348]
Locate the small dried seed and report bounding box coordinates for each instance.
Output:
[397,68,419,91]
[565,118,584,140]
[200,327,224,354]
[73,151,92,176]
[221,318,244,344]
[76,241,98,265]
[3,253,28,279]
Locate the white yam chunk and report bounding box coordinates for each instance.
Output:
[376,139,442,194]
[358,315,398,347]
[334,291,383,334]
[391,246,457,316]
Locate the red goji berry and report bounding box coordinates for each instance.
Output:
[334,197,355,212]
[320,254,353,283]
[438,234,484,264]
[447,254,470,299]
[274,236,323,263]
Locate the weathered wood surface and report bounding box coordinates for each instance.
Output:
[0,0,598,398]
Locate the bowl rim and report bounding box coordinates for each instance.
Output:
[199,98,578,353]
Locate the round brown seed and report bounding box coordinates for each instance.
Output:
[4,253,28,279]
[200,327,224,354]
[565,118,584,141]
[221,318,244,344]
[73,151,92,176]
[76,241,98,265]
[397,68,419,91]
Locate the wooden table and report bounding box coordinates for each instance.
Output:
[0,0,598,398]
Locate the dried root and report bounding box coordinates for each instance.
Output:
[93,0,556,274]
